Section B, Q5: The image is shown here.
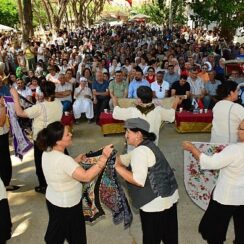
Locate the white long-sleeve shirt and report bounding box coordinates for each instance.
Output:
[113,105,175,145]
[200,143,244,205]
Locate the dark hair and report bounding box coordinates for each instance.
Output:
[135,66,143,74]
[82,67,92,77]
[130,128,157,142]
[180,74,188,80]
[216,80,238,100]
[36,121,64,151]
[137,86,153,103]
[40,81,56,101]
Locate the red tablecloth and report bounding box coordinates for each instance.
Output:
[175,111,213,127]
[61,114,74,126]
[98,112,124,125]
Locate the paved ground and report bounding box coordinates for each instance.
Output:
[7,122,235,244]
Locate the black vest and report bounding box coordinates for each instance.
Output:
[127,139,178,209]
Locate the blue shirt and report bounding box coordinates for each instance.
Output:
[164,72,180,87]
[92,80,109,92]
[0,85,11,97]
[128,79,150,98]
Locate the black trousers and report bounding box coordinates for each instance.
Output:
[199,198,244,244]
[140,203,178,244]
[94,96,109,122]
[34,141,47,187]
[0,133,12,186]
[0,198,12,243]
[45,200,86,244]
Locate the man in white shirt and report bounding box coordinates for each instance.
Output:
[55,73,72,112]
[151,71,169,99]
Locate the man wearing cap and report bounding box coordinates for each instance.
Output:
[113,86,180,145]
[115,118,179,244]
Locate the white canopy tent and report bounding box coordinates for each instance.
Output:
[0,24,16,32]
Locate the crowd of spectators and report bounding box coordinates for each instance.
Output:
[0,23,244,122]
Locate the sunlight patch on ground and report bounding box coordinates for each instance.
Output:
[12,214,31,238]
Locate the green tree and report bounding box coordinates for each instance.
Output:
[189,0,244,42]
[0,0,18,27]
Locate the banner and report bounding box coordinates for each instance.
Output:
[4,96,33,159]
[184,142,227,210]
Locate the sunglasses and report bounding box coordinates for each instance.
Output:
[159,86,162,92]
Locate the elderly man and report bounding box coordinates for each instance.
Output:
[55,73,72,112]
[151,71,169,99]
[109,70,128,110]
[203,70,221,109]
[128,66,150,98]
[92,70,110,122]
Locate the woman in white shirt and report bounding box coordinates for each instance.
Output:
[182,120,244,244]
[211,80,244,143]
[10,81,63,194]
[36,121,113,244]
[115,118,179,244]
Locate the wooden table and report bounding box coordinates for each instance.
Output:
[175,110,213,133]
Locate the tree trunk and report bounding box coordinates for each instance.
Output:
[17,0,24,29]
[22,0,34,43]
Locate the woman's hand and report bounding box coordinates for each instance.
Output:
[102,144,114,158]
[74,153,86,163]
[182,141,194,152]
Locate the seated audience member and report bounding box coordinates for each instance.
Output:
[171,75,191,110]
[55,73,72,112]
[46,66,59,84]
[151,71,169,99]
[128,66,150,98]
[187,67,205,103]
[229,69,244,84]
[73,78,93,123]
[108,70,128,110]
[198,64,210,83]
[214,58,225,82]
[181,62,192,77]
[28,77,40,104]
[164,64,180,88]
[92,70,110,122]
[145,67,156,84]
[203,70,221,109]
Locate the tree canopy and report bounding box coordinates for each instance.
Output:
[0,0,18,28]
[189,0,244,41]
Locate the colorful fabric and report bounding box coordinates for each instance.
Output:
[80,149,133,228]
[99,150,133,229]
[81,161,105,222]
[4,96,33,159]
[184,142,227,210]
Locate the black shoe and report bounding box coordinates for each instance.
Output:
[6,185,20,191]
[35,186,46,194]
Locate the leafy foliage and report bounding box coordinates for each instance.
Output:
[189,0,244,41]
[0,0,19,27]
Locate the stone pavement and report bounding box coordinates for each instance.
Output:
[7,122,234,244]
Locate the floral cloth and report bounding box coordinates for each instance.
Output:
[184,142,227,210]
[81,149,133,229]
